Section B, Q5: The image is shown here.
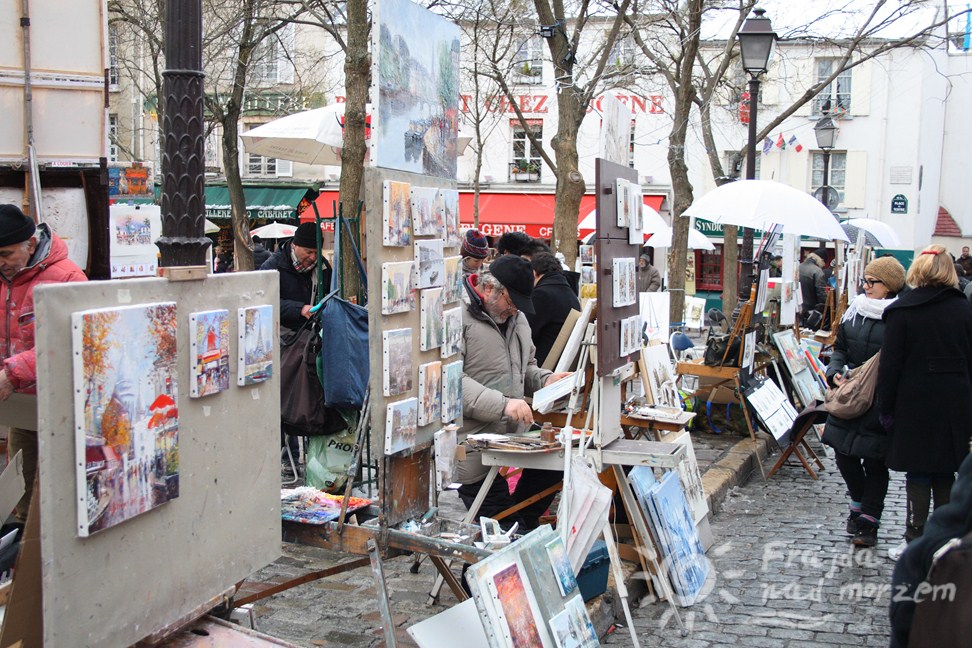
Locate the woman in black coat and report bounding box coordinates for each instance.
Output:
[823,256,906,548]
[878,244,972,559]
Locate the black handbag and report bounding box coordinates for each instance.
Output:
[280,319,343,436]
[703,333,742,367]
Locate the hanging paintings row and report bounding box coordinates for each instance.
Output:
[71,301,275,537]
[371,0,461,179]
[611,257,637,307]
[466,526,600,648]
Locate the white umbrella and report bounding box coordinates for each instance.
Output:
[241,104,372,166]
[842,218,901,247]
[646,227,716,251]
[204,218,220,234]
[250,222,297,239]
[682,179,849,242]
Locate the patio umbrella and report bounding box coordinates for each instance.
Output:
[204,218,220,234]
[241,103,372,166]
[251,222,298,239]
[682,179,849,242]
[841,218,901,248]
[646,227,716,251]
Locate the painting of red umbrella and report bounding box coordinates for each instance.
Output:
[72,302,180,537]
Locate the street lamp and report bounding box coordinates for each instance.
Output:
[814,116,838,211]
[737,8,777,296]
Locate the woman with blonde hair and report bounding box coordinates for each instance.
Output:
[878,245,972,560]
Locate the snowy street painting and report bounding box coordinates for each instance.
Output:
[238,305,274,386]
[71,302,180,537]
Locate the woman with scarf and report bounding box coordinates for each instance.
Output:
[823,256,906,548]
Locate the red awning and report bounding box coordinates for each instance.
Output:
[299,189,666,239]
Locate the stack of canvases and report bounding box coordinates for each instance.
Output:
[379,179,464,463]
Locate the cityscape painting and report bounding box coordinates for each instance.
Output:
[71,302,180,537]
[189,309,230,398]
[238,305,274,386]
[373,0,460,178]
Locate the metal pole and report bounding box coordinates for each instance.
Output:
[158,0,210,267]
[740,76,760,298]
[821,148,831,212]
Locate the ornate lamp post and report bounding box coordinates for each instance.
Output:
[814,115,838,211]
[736,8,777,295]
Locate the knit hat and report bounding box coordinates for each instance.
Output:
[864,256,906,293]
[292,222,319,249]
[0,204,36,248]
[489,254,535,314]
[461,229,489,259]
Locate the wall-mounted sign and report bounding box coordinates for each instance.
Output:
[891,194,908,214]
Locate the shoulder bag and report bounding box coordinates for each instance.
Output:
[824,350,880,420]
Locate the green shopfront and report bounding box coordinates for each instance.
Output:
[204,184,317,223]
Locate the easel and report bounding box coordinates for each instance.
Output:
[767,406,826,480]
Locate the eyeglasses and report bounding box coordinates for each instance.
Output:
[862,278,883,288]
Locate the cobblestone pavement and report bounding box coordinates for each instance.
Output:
[249,435,906,647]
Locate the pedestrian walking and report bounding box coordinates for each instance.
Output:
[822,256,905,548]
[878,244,972,560]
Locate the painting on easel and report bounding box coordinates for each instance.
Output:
[71,302,180,537]
[189,309,230,398]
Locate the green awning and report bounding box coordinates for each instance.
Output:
[205,186,314,220]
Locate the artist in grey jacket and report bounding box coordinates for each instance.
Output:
[455,255,570,529]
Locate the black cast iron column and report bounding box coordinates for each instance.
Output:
[158,0,209,267]
[740,76,760,298]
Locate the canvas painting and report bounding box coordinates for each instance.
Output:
[420,288,445,351]
[434,426,457,490]
[773,329,809,375]
[373,0,461,178]
[237,305,274,386]
[440,306,463,358]
[683,296,706,331]
[612,257,636,307]
[418,362,443,427]
[441,189,461,247]
[580,267,595,285]
[563,595,599,648]
[642,343,680,408]
[382,328,414,397]
[488,561,544,648]
[599,93,629,166]
[544,536,578,597]
[441,360,463,423]
[620,314,641,357]
[381,260,416,314]
[411,185,440,236]
[579,245,594,265]
[111,211,154,248]
[415,238,445,289]
[615,179,631,227]
[382,180,412,246]
[640,291,670,344]
[628,183,644,245]
[189,309,230,398]
[442,255,462,304]
[71,302,180,537]
[644,471,710,606]
[384,397,418,455]
[671,431,709,524]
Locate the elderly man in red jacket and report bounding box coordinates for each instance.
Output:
[0,204,86,523]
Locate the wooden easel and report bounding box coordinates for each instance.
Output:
[767,408,826,480]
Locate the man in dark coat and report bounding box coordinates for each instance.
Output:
[799,251,827,316]
[526,252,581,366]
[878,245,972,551]
[251,236,271,268]
[259,222,331,331]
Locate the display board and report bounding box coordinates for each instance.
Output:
[593,158,641,377]
[33,273,281,647]
[365,166,461,527]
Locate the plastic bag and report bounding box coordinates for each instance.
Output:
[304,410,357,493]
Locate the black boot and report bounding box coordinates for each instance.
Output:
[852,518,879,548]
[846,511,861,535]
[905,479,932,542]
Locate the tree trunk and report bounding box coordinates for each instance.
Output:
[338,0,369,303]
[721,224,738,315]
[222,108,255,272]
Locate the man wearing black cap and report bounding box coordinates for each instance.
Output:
[0,204,86,523]
[455,254,571,529]
[259,222,332,331]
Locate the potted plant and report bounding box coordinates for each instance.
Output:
[512,159,540,182]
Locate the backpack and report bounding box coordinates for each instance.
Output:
[908,528,972,648]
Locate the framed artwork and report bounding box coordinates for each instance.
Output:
[580,267,595,285]
[372,0,460,178]
[615,178,631,227]
[579,245,594,265]
[612,257,637,307]
[433,426,457,490]
[381,260,416,315]
[560,595,599,648]
[382,180,412,246]
[441,188,461,247]
[440,306,462,358]
[189,309,230,398]
[627,183,644,245]
[382,328,414,396]
[641,343,680,408]
[441,360,463,423]
[640,291,670,344]
[411,185,440,236]
[418,361,443,426]
[420,288,444,351]
[620,314,641,357]
[487,561,545,648]
[671,431,709,524]
[544,536,578,597]
[384,398,418,455]
[237,305,274,386]
[414,238,445,289]
[772,329,809,375]
[683,296,706,331]
[441,255,462,304]
[71,302,180,537]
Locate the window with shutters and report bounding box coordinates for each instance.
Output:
[811,151,846,204]
[243,123,292,177]
[812,58,852,116]
[251,24,295,87]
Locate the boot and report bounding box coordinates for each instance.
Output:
[845,511,861,535]
[905,479,932,542]
[931,476,954,510]
[852,517,879,548]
